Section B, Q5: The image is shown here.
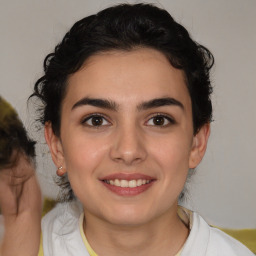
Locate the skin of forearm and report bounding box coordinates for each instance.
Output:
[1,209,41,256]
[0,164,42,256]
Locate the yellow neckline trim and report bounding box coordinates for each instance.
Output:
[79,213,98,256]
[38,233,44,256]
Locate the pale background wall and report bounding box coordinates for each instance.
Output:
[0,0,255,229]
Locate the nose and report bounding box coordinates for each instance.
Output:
[109,124,147,166]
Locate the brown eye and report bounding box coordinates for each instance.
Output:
[91,116,103,126]
[153,116,165,126]
[146,114,175,127]
[82,115,110,127]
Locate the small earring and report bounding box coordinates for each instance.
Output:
[57,166,65,176]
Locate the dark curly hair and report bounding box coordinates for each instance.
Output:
[0,96,36,214]
[30,3,214,201]
[0,96,35,169]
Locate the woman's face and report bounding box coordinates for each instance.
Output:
[46,48,209,226]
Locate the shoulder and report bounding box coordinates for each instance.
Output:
[181,210,254,256]
[42,201,82,231]
[42,202,81,236]
[207,225,254,255]
[41,201,89,256]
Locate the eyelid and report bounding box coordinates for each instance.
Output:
[145,113,176,126]
[81,113,111,127]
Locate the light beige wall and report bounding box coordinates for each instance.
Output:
[0,0,255,228]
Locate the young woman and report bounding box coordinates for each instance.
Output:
[1,3,253,256]
[30,4,254,255]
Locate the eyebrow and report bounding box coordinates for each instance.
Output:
[72,98,118,111]
[137,97,184,111]
[72,97,184,111]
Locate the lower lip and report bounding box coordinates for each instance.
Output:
[101,181,155,196]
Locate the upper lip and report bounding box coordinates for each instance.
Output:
[100,173,156,181]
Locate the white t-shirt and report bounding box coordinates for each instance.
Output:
[41,201,254,256]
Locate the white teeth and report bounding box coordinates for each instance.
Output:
[120,180,129,187]
[128,180,136,188]
[114,179,120,186]
[137,179,142,186]
[104,179,151,188]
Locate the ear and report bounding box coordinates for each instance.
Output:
[44,122,67,174]
[189,123,210,169]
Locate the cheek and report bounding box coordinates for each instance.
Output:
[62,136,109,174]
[148,134,192,198]
[61,137,109,200]
[149,135,192,172]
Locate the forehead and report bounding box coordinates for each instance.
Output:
[64,48,191,110]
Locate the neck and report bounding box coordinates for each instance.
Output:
[83,205,189,256]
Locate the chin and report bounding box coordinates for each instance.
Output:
[100,205,155,227]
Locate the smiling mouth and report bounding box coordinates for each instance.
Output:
[102,179,152,188]
[100,174,156,196]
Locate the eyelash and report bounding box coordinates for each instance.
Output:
[146,113,176,127]
[81,113,111,128]
[81,113,176,128]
